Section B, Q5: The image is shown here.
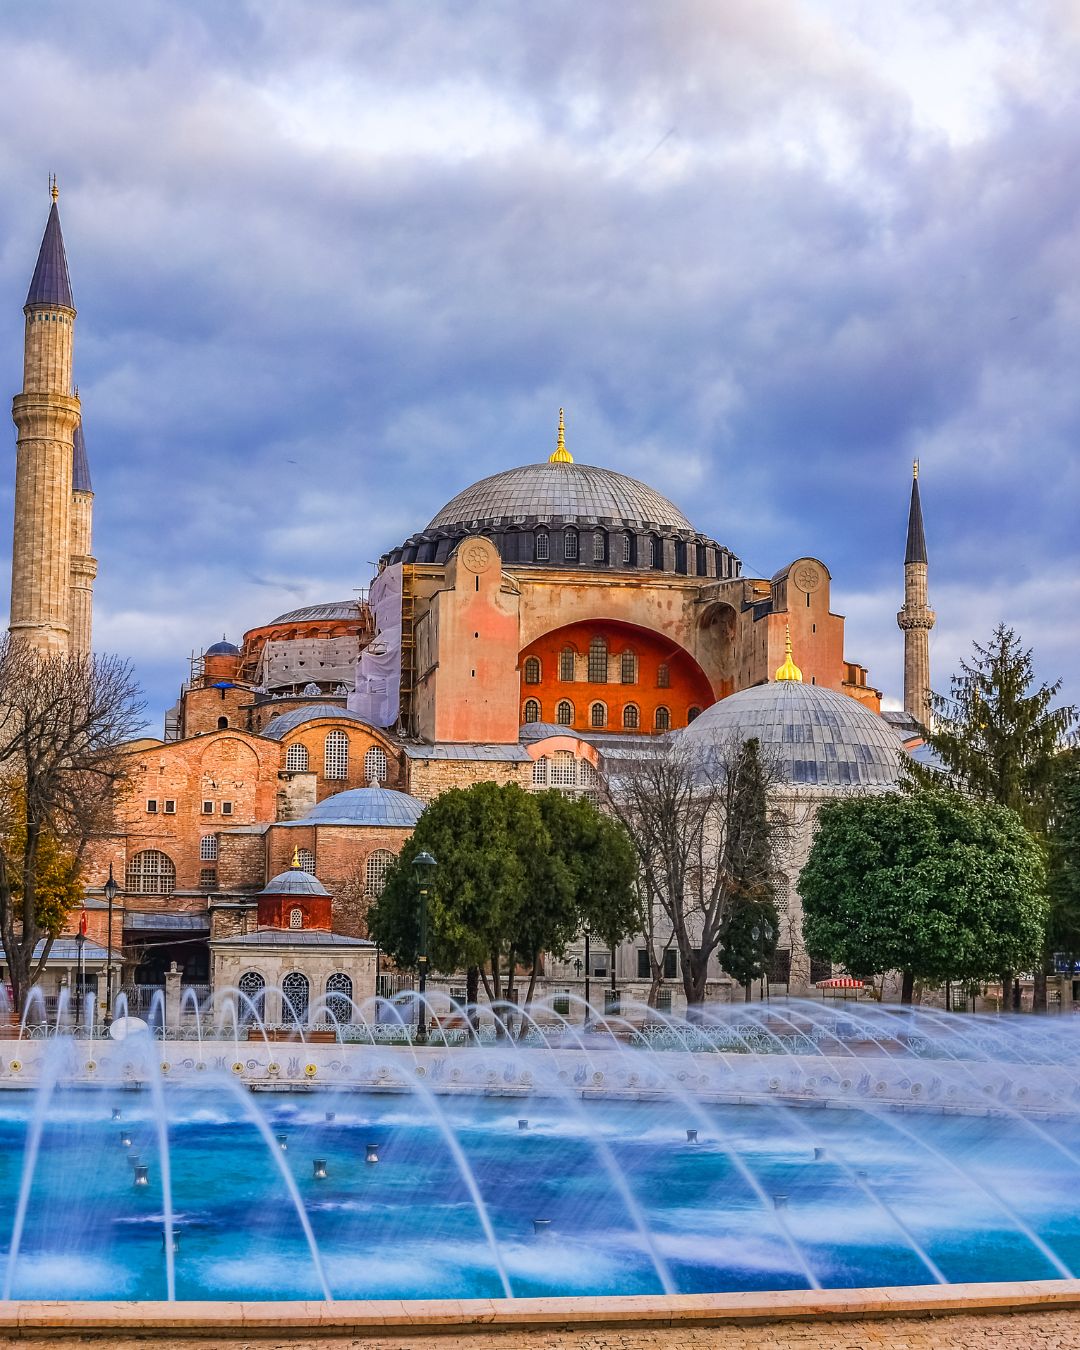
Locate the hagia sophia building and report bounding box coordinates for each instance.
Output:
[2,190,936,1016]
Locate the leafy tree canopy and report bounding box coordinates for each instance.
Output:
[1047,750,1080,964]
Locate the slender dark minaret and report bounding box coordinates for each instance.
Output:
[896,460,935,723]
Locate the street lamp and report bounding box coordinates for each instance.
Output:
[583,928,592,1027]
[103,864,119,1028]
[413,851,437,1046]
[752,919,776,1004]
[74,912,87,1033]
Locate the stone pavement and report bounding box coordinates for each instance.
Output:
[6,1309,1080,1348]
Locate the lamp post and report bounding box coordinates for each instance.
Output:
[752,919,775,1004]
[103,864,119,1028]
[74,913,86,1033]
[583,929,592,1027]
[413,851,437,1046]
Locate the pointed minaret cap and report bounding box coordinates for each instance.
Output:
[72,421,92,493]
[905,459,927,565]
[26,184,74,310]
[549,408,573,463]
[774,625,803,682]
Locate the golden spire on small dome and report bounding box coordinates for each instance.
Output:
[291,846,302,869]
[775,625,803,682]
[549,408,573,463]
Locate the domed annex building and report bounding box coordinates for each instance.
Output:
[8,196,935,1019]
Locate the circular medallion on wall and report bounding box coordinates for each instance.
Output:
[460,539,496,574]
[793,563,822,593]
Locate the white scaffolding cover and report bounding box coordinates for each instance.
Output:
[348,564,403,728]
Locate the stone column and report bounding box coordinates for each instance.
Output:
[164,962,182,1032]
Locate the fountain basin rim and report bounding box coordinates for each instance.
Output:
[3,1282,1080,1336]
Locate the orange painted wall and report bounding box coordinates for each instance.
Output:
[519,620,715,734]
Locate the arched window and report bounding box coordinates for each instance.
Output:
[217,716,229,730]
[592,530,605,562]
[325,972,353,1024]
[559,648,575,682]
[620,650,637,684]
[563,528,578,561]
[657,663,670,689]
[654,706,671,731]
[523,656,541,685]
[590,702,607,729]
[324,729,349,780]
[289,906,303,930]
[687,706,702,723]
[126,850,176,895]
[281,971,310,1024]
[523,698,541,724]
[588,636,608,683]
[364,744,388,784]
[535,530,550,561]
[622,704,640,729]
[551,751,576,786]
[297,847,316,874]
[200,835,218,862]
[532,757,549,786]
[622,534,632,564]
[238,970,265,1023]
[647,534,659,568]
[286,742,309,772]
[579,759,598,787]
[366,849,395,897]
[556,699,574,726]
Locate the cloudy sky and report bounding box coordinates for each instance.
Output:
[1,0,1078,729]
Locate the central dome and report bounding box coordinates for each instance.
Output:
[428,461,694,533]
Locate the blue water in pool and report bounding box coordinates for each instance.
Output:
[1,1085,1077,1301]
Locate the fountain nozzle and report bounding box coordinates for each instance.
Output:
[686,1128,699,1144]
[814,1147,826,1161]
[276,1134,288,1151]
[533,1218,552,1236]
[162,1229,179,1254]
[120,1131,132,1148]
[366,1143,380,1165]
[518,1119,529,1131]
[133,1164,149,1187]
[313,1158,328,1179]
[773,1193,788,1209]
[111,1108,122,1121]
[325,1111,336,1123]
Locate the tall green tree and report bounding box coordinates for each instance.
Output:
[1047,750,1080,971]
[800,790,1048,1004]
[718,895,780,1001]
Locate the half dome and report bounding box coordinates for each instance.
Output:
[299,785,424,828]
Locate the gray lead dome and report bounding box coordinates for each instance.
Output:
[679,682,903,789]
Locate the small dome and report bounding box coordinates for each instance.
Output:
[679,682,902,790]
[261,704,370,740]
[267,600,363,626]
[300,785,424,828]
[206,640,240,657]
[259,868,330,897]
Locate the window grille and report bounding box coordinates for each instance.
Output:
[620,650,637,684]
[559,648,575,682]
[578,759,598,787]
[325,972,353,1024]
[325,729,349,780]
[550,751,575,787]
[199,867,217,890]
[556,700,573,726]
[238,971,265,1022]
[200,835,218,861]
[523,698,540,724]
[622,534,632,564]
[366,849,395,896]
[126,850,176,896]
[590,702,607,729]
[281,971,310,1023]
[532,757,548,786]
[535,530,549,561]
[563,528,578,560]
[523,656,541,685]
[654,706,671,731]
[593,531,605,562]
[622,704,639,729]
[364,745,388,784]
[657,663,670,688]
[297,847,316,874]
[289,907,303,930]
[286,743,309,772]
[588,636,608,682]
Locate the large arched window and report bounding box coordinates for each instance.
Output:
[325,972,353,1024]
[238,971,265,1023]
[364,744,388,784]
[654,706,671,731]
[535,530,550,561]
[297,847,316,874]
[324,729,349,780]
[523,656,541,685]
[620,650,637,684]
[563,528,578,561]
[200,835,218,862]
[126,850,176,896]
[550,751,576,786]
[281,971,310,1025]
[559,648,575,682]
[366,849,395,897]
[556,699,574,726]
[523,698,541,724]
[285,742,309,772]
[588,636,608,683]
[622,704,640,729]
[590,701,607,729]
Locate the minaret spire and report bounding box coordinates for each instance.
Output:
[897,460,935,723]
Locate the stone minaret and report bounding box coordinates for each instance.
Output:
[896,460,934,723]
[9,182,82,656]
[68,416,96,655]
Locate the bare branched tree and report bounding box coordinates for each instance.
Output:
[0,639,144,1010]
[602,734,788,1007]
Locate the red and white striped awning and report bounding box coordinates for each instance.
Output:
[816,977,864,988]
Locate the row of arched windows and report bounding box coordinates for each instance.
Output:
[124,845,395,897]
[283,738,388,784]
[531,528,669,568]
[237,970,354,1024]
[524,641,670,688]
[522,700,685,731]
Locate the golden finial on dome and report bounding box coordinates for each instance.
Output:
[50,174,58,203]
[913,458,919,481]
[291,846,302,869]
[549,407,573,463]
[775,625,803,682]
